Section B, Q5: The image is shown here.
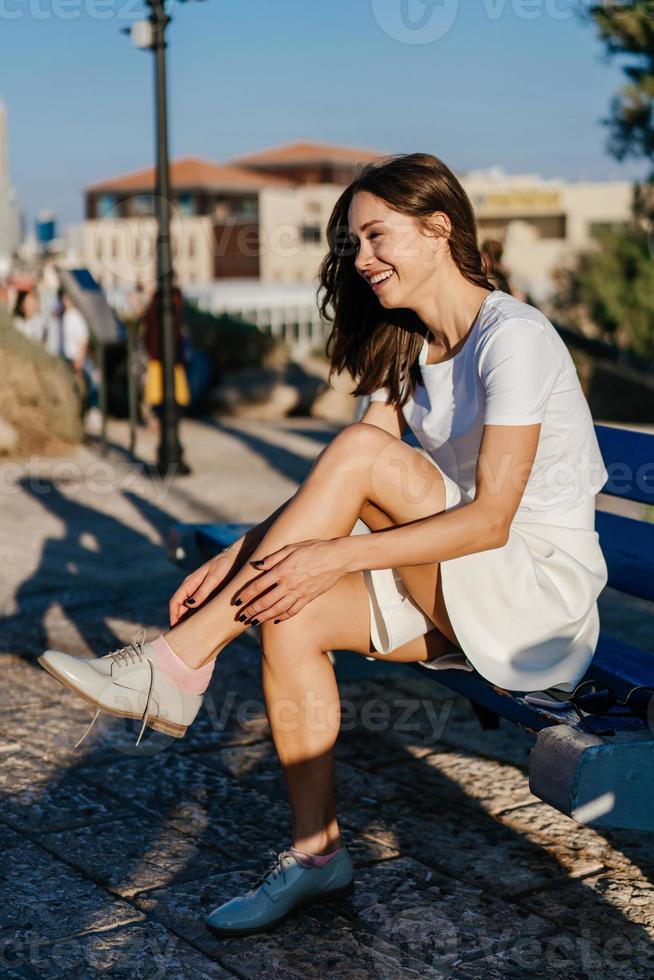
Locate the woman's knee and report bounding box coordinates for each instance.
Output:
[319,421,396,469]
[259,571,372,658]
[259,605,332,658]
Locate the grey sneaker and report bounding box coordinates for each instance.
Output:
[206,846,355,937]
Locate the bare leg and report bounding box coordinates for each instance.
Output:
[165,423,450,667]
[264,497,459,856]
[260,558,454,854]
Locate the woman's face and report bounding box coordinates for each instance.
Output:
[347,190,439,309]
[24,292,39,317]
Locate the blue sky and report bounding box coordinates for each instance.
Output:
[1,0,649,231]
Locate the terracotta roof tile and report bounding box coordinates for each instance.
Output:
[228,140,387,168]
[86,156,294,193]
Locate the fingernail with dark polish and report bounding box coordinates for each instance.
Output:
[234,598,242,606]
[274,619,280,624]
[184,598,195,605]
[252,618,259,626]
[238,614,246,622]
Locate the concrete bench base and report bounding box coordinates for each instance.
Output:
[529,724,654,831]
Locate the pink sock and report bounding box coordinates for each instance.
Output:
[289,845,343,867]
[150,635,214,695]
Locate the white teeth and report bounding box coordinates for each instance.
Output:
[369,270,394,285]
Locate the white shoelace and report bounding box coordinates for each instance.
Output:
[74,629,155,749]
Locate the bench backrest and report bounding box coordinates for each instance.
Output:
[594,424,654,603]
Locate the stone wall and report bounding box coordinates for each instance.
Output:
[0,310,83,456]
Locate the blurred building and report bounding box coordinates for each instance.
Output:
[78,143,634,304]
[462,168,633,300]
[80,142,383,291]
[0,100,21,279]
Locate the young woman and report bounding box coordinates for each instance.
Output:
[39,153,609,937]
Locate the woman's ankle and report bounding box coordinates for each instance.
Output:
[291,830,342,856]
[151,634,215,694]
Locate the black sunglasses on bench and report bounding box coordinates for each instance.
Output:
[568,681,654,738]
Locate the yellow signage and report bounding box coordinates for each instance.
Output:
[474,189,562,213]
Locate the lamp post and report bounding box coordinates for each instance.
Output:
[129,1,197,476]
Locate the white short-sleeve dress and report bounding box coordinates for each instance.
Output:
[351,290,609,693]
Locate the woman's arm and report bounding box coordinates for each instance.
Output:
[342,422,541,573]
[169,492,297,624]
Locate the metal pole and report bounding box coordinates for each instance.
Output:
[127,323,138,455]
[148,0,189,476]
[98,342,108,456]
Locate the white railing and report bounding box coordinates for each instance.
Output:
[107,279,331,359]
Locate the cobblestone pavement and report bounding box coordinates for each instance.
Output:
[0,417,652,979]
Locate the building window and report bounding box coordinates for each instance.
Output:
[300,225,321,244]
[131,195,153,217]
[238,196,258,217]
[532,214,567,239]
[97,194,115,218]
[177,193,195,216]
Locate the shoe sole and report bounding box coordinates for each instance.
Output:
[206,879,355,938]
[37,656,188,739]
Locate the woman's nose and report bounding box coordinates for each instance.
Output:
[354,244,371,275]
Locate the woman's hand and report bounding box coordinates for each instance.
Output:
[169,546,238,627]
[232,538,353,625]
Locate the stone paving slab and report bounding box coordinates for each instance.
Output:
[497,802,654,876]
[452,930,649,980]
[0,827,143,947]
[77,754,296,861]
[135,870,444,979]
[0,921,236,979]
[341,804,604,899]
[517,869,654,973]
[337,746,538,816]
[39,815,232,899]
[330,855,551,970]
[336,674,538,769]
[0,749,132,834]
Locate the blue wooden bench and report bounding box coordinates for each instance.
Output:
[167,423,654,832]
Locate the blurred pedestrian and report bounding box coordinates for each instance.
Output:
[12,288,47,344]
[141,275,190,432]
[480,239,512,295]
[46,288,101,432]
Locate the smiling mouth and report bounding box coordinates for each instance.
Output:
[369,270,395,290]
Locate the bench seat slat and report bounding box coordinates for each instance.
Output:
[408,639,648,737]
[589,631,653,700]
[595,423,654,506]
[196,523,255,559]
[595,511,654,602]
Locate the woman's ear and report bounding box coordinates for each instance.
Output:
[423,211,452,250]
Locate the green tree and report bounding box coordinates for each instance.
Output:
[589,2,654,176]
[560,4,654,359]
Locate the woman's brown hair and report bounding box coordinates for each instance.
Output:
[317,152,494,409]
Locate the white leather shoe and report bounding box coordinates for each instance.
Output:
[38,634,203,746]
